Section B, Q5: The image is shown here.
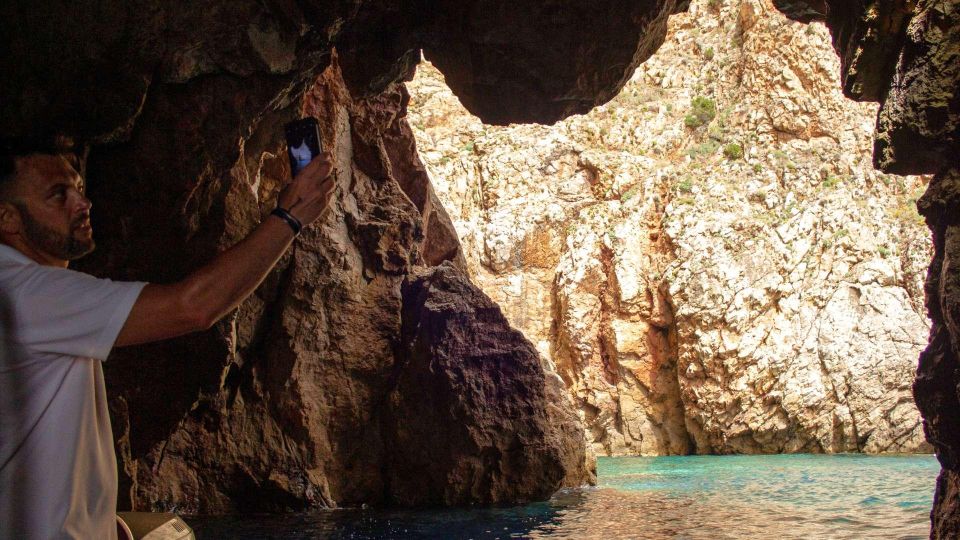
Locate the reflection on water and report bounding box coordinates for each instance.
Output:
[189,454,938,539]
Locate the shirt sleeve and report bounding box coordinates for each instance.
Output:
[9,265,147,361]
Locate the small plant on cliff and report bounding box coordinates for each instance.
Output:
[878,246,891,258]
[684,96,717,129]
[723,143,744,160]
[676,178,694,193]
[888,187,927,227]
[621,185,641,202]
[704,47,715,61]
[606,226,619,243]
[822,175,843,189]
[687,139,720,159]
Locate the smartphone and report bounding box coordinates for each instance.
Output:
[284,117,323,177]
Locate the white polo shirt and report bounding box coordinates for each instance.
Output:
[0,244,146,540]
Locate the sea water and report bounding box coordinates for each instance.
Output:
[188,454,939,539]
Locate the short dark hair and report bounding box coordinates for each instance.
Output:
[0,135,81,200]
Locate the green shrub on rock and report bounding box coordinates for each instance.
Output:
[684,96,717,128]
[687,139,720,158]
[723,143,743,160]
[822,175,842,188]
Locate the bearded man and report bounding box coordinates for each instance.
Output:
[0,136,334,539]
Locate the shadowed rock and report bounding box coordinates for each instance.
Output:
[0,0,957,532]
[772,0,959,174]
[916,167,960,539]
[384,262,595,505]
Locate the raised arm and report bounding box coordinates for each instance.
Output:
[115,153,334,347]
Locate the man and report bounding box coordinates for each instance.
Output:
[0,136,334,539]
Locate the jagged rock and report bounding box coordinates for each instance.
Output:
[384,262,595,505]
[2,0,702,513]
[772,0,959,175]
[408,0,932,457]
[770,0,912,102]
[1,0,958,532]
[0,0,691,138]
[81,56,588,513]
[874,2,960,175]
[916,166,960,538]
[419,0,690,125]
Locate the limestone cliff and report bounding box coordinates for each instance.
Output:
[407,0,932,456]
[771,1,959,536]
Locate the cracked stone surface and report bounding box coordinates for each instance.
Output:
[78,57,592,513]
[773,0,960,175]
[1,0,957,529]
[408,0,932,456]
[772,0,960,535]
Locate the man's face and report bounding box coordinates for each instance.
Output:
[7,154,94,261]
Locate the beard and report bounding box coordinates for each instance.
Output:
[14,203,95,261]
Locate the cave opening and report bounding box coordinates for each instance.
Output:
[0,0,957,537]
[401,2,939,535]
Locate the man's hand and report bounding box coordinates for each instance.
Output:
[278,152,335,227]
[115,151,338,347]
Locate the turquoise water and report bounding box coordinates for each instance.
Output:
[189,454,939,539]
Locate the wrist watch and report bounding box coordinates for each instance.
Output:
[271,206,303,235]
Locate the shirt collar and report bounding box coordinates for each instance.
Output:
[0,243,38,266]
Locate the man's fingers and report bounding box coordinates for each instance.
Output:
[309,172,336,198]
[283,152,336,224]
[297,151,331,174]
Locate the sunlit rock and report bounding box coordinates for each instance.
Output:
[409,0,933,458]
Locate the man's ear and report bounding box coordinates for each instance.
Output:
[0,202,22,236]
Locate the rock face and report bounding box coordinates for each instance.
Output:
[773,0,959,175]
[2,0,700,514]
[407,0,932,457]
[1,0,958,533]
[417,0,691,125]
[770,0,960,537]
[386,262,594,505]
[0,0,690,141]
[916,167,960,539]
[85,57,593,513]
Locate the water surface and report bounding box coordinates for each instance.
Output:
[189,454,938,539]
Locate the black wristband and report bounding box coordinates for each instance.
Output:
[271,207,303,235]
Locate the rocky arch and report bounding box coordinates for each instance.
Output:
[1,0,957,536]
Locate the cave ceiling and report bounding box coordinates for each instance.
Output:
[0,0,691,142]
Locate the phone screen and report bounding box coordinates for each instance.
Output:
[284,118,323,176]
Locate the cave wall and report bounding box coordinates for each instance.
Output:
[83,52,596,513]
[771,1,959,537]
[3,0,957,530]
[1,0,699,512]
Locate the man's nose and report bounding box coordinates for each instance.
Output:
[76,195,92,212]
